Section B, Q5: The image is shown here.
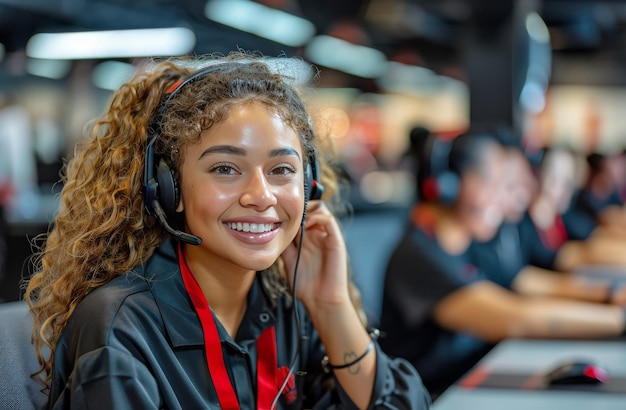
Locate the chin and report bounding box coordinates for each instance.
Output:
[235,253,281,273]
[235,260,274,273]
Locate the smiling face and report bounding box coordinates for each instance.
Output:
[455,143,506,242]
[502,148,537,223]
[176,102,305,274]
[540,149,577,213]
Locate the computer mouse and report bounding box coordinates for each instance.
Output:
[545,361,609,386]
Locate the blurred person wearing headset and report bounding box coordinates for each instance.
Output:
[518,146,626,273]
[564,150,626,240]
[25,54,429,410]
[468,144,538,288]
[472,144,626,308]
[379,129,626,399]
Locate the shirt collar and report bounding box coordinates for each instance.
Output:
[145,238,277,349]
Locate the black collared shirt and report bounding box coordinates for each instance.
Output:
[562,188,624,240]
[48,237,429,409]
[380,224,494,398]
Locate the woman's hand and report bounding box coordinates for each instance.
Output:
[280,201,351,311]
[282,202,378,409]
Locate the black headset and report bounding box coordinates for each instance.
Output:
[419,133,459,205]
[143,63,324,245]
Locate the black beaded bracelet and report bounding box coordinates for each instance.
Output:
[322,328,380,373]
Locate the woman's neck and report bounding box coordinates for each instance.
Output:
[183,246,256,338]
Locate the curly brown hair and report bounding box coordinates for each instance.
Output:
[24,53,363,392]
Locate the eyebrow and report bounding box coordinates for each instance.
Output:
[269,147,301,160]
[198,145,301,161]
[198,145,245,159]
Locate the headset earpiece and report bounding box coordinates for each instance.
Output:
[155,158,179,218]
[143,135,159,215]
[144,137,179,218]
[301,147,324,225]
[305,147,324,202]
[421,134,459,205]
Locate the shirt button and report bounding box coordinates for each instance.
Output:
[259,312,270,323]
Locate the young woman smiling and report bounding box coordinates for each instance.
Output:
[25,54,429,410]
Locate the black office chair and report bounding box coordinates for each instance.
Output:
[342,209,407,326]
[0,301,48,409]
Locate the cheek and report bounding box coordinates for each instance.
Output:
[180,180,240,215]
[210,186,240,202]
[281,184,306,214]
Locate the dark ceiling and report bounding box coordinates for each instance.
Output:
[1,0,626,86]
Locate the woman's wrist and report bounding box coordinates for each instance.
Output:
[309,297,373,363]
[322,328,380,373]
[303,292,353,318]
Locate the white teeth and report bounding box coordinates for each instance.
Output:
[228,222,275,233]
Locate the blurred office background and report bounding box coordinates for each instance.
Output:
[0,0,625,318]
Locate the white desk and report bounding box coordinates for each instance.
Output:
[432,339,626,410]
[432,386,626,410]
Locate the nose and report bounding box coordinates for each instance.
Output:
[239,168,277,211]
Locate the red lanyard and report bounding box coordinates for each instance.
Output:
[178,245,280,410]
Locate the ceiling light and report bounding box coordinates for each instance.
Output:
[92,61,137,91]
[263,57,315,85]
[304,35,387,79]
[526,12,550,44]
[26,59,72,79]
[519,81,546,114]
[26,27,196,60]
[378,61,440,93]
[205,0,315,47]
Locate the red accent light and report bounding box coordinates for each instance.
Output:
[166,78,184,94]
[583,365,609,383]
[421,177,439,202]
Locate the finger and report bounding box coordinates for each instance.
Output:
[303,212,343,241]
[305,199,324,214]
[303,209,334,227]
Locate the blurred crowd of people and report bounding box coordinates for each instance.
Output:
[378,126,626,399]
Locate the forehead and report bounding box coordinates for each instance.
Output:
[194,102,303,152]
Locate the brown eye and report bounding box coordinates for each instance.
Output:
[270,165,296,176]
[210,164,238,175]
